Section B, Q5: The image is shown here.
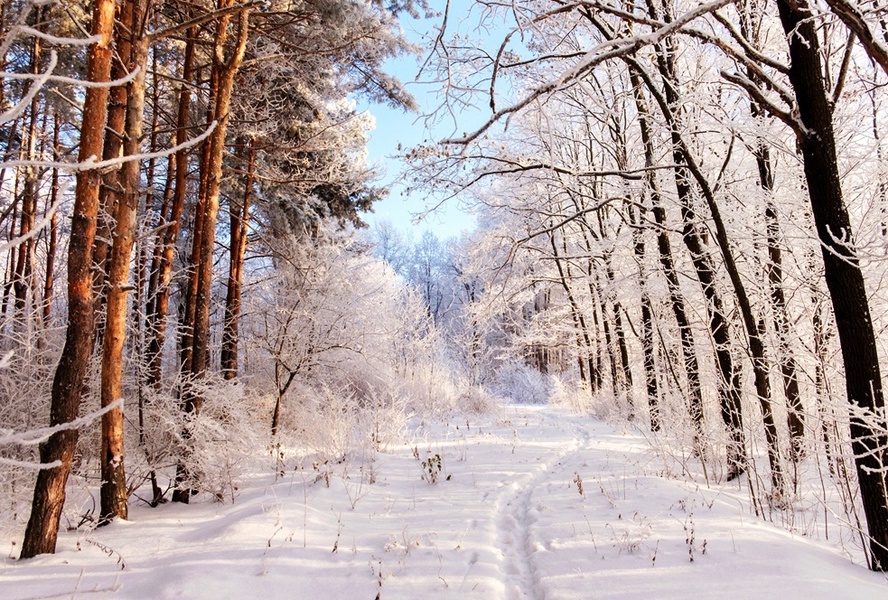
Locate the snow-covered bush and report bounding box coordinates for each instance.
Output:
[491,362,552,404]
[549,377,595,414]
[136,376,267,503]
[456,385,497,414]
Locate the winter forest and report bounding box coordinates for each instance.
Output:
[2,0,888,596]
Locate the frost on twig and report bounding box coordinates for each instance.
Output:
[0,399,124,470]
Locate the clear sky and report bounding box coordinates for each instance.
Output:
[359,2,478,240]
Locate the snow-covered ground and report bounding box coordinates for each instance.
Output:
[3,405,886,599]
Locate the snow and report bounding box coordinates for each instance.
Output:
[3,405,886,599]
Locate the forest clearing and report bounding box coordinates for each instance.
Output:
[5,404,887,599]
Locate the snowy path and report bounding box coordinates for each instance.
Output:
[3,405,887,599]
[493,410,590,600]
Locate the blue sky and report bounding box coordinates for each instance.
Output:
[359,1,479,240]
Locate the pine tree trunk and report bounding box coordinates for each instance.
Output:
[145,27,196,389]
[99,0,149,524]
[777,0,888,569]
[174,5,251,503]
[220,138,255,379]
[679,136,786,493]
[189,6,250,381]
[42,115,60,329]
[92,0,134,327]
[14,8,43,333]
[21,0,116,558]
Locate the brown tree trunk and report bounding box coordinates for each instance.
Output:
[174,4,250,502]
[188,5,250,382]
[99,0,150,524]
[42,115,60,329]
[14,8,43,333]
[21,0,116,558]
[92,0,134,325]
[777,0,888,569]
[138,47,166,506]
[220,138,255,379]
[145,26,196,389]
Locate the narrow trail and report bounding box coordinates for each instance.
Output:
[494,408,592,599]
[496,475,544,600]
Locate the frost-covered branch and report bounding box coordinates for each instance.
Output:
[442,0,732,145]
[823,0,888,75]
[0,399,124,448]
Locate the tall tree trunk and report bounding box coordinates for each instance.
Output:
[220,137,255,379]
[738,7,807,464]
[589,4,745,471]
[174,4,250,503]
[628,203,660,429]
[0,118,22,326]
[21,0,116,558]
[92,0,134,327]
[764,190,804,460]
[14,7,43,335]
[629,68,703,442]
[42,114,60,329]
[188,4,250,382]
[639,27,749,480]
[145,26,196,389]
[678,132,786,494]
[99,0,150,524]
[777,0,888,569]
[138,46,166,506]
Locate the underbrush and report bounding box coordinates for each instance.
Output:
[547,372,881,570]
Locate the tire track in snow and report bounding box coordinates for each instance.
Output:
[494,408,591,600]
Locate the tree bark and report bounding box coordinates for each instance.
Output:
[174,4,251,503]
[777,0,888,569]
[220,138,255,379]
[99,0,150,524]
[93,0,135,329]
[21,0,116,558]
[145,26,196,389]
[42,115,60,329]
[13,6,43,334]
[188,4,249,382]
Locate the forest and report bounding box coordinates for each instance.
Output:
[2,0,888,595]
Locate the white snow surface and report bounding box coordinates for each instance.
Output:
[3,405,886,599]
